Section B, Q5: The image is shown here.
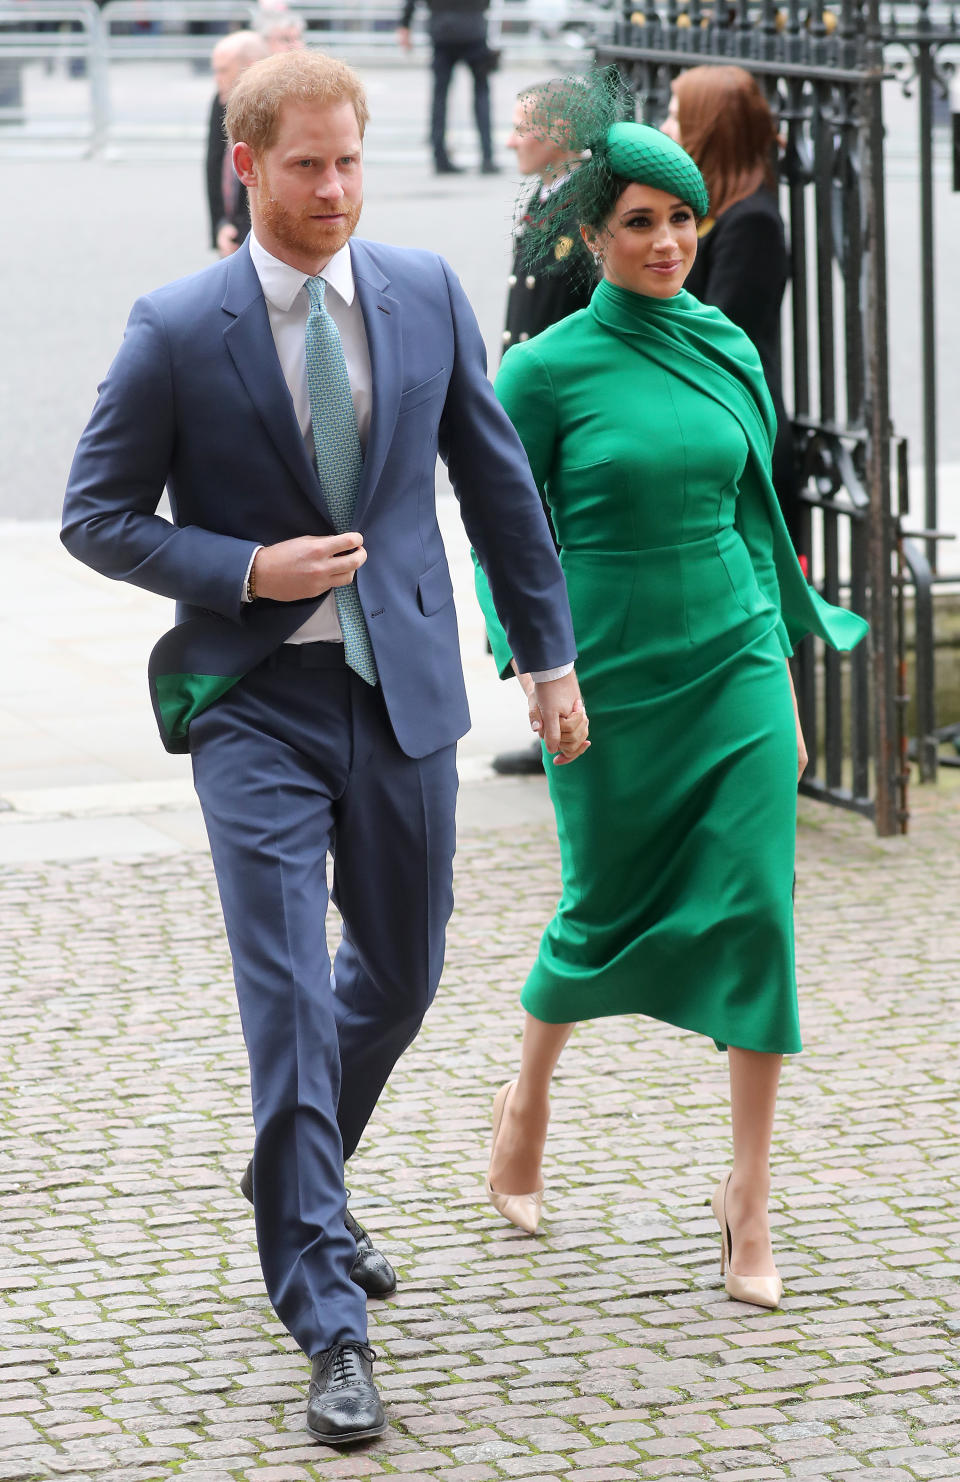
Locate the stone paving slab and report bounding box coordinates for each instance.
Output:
[2,775,960,1479]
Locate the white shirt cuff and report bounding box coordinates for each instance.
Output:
[529,662,575,683]
[241,546,262,603]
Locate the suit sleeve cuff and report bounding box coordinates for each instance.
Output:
[241,546,262,604]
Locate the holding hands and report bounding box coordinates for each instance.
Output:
[518,670,590,766]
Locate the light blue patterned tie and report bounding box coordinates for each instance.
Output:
[304,274,378,685]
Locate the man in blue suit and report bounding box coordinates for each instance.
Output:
[62,50,586,1446]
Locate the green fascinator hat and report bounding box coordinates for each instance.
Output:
[517,68,709,278]
[602,121,709,219]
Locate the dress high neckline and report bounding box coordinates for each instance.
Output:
[591,277,691,323]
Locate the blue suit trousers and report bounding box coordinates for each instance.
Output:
[190,644,457,1356]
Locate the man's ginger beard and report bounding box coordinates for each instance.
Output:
[256,162,362,260]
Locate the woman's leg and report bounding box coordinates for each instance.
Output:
[489,1012,574,1194]
[725,1048,782,1277]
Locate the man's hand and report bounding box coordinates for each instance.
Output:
[528,671,590,766]
[396,25,412,50]
[216,223,240,257]
[253,533,366,602]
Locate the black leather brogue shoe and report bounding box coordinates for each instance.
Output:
[306,1342,386,1445]
[345,1208,397,1298]
[239,1163,397,1298]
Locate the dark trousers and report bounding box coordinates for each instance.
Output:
[190,645,458,1357]
[430,40,493,165]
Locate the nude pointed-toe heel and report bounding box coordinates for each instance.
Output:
[711,1171,783,1310]
[484,1079,544,1235]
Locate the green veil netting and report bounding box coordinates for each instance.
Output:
[516,67,710,281]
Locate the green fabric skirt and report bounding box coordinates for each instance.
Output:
[523,529,802,1056]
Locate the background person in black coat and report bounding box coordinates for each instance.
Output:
[663,65,803,559]
[205,30,270,255]
[397,0,498,173]
[493,79,597,777]
[501,79,595,357]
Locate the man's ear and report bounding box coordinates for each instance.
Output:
[233,142,258,188]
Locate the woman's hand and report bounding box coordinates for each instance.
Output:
[786,660,807,783]
[552,696,591,764]
[796,714,808,782]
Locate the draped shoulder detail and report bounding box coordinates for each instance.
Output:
[588,279,867,655]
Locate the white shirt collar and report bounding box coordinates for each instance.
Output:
[249,231,356,311]
[538,169,573,204]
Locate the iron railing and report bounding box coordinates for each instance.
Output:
[884,1,960,572]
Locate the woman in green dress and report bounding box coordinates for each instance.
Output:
[474,87,867,1309]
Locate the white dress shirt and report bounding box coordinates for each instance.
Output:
[246,232,572,681]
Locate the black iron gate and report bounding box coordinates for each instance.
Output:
[595,0,954,837]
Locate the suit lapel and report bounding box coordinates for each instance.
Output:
[352,242,402,527]
[221,244,333,527]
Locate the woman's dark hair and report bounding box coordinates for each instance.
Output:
[580,173,632,231]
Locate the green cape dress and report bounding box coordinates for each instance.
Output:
[474,279,867,1053]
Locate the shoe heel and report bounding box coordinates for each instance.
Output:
[711,1171,782,1310]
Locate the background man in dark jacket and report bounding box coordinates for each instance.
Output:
[205,30,269,254]
[494,79,597,776]
[397,0,498,174]
[501,79,593,354]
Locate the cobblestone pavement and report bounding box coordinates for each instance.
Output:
[2,774,960,1482]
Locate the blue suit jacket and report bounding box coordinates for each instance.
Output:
[61,238,576,756]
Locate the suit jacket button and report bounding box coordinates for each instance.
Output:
[525,275,536,289]
[507,274,517,287]
[518,332,529,341]
[502,330,512,344]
